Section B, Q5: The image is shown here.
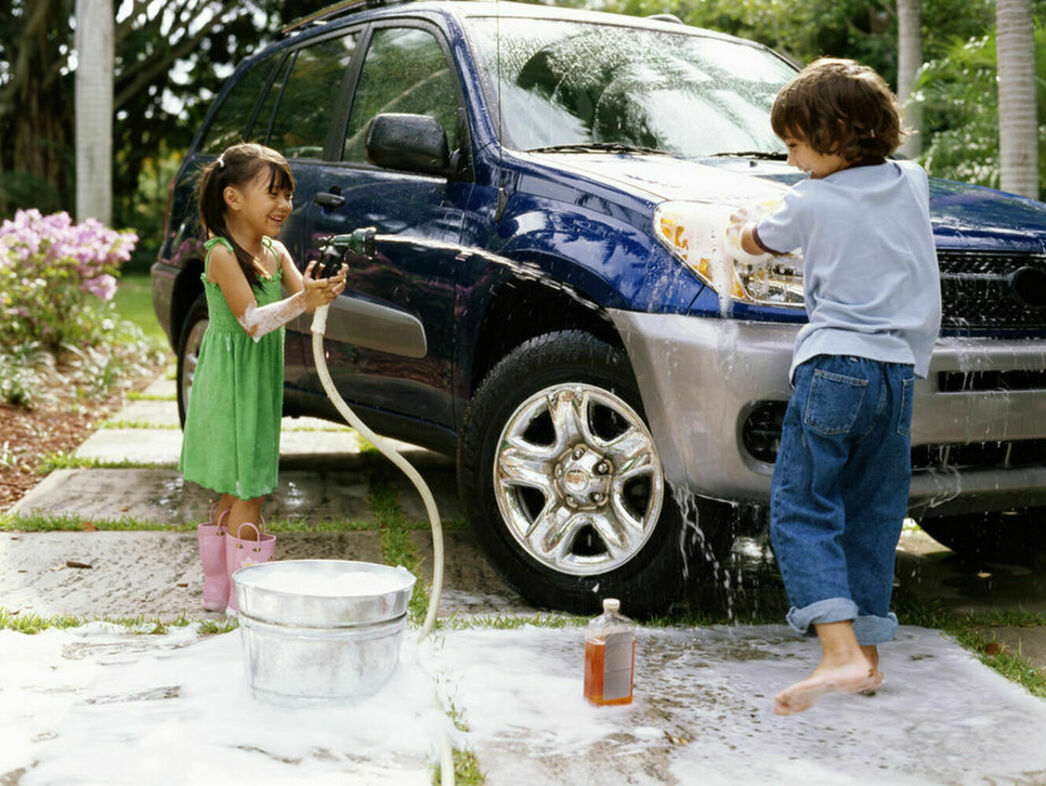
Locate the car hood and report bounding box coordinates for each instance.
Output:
[529,153,1046,253]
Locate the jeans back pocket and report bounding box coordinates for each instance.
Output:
[803,369,868,436]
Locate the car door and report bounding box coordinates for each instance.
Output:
[246,29,363,391]
[299,21,474,434]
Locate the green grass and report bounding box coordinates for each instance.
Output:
[36,452,175,473]
[0,512,190,532]
[128,391,176,402]
[441,750,484,785]
[113,272,168,346]
[100,419,179,429]
[439,612,582,631]
[365,453,431,625]
[0,512,389,534]
[892,590,1046,698]
[0,608,237,636]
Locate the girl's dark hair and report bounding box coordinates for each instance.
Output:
[771,58,905,163]
[197,142,295,290]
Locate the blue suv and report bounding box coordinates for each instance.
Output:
[153,0,1046,614]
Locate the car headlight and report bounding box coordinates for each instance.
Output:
[653,201,805,308]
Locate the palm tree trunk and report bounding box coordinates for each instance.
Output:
[996,0,1038,199]
[75,0,114,223]
[897,0,923,158]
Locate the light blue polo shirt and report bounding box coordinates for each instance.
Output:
[756,159,941,381]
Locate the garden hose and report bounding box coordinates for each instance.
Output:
[309,303,445,641]
[310,302,453,786]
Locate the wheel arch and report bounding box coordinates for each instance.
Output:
[466,274,626,407]
[171,257,205,352]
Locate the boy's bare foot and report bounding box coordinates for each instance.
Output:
[773,661,878,715]
[859,644,884,695]
[859,668,884,696]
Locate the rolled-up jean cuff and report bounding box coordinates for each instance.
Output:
[786,597,859,637]
[853,612,899,646]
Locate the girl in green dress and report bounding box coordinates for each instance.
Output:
[180,143,346,612]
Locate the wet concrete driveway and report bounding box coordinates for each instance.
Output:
[3,373,1046,784]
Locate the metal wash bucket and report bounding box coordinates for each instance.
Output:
[232,560,416,705]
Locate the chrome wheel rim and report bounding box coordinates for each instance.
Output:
[493,383,664,576]
[180,318,208,410]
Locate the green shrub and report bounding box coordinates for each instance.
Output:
[917,26,1046,200]
[0,210,166,407]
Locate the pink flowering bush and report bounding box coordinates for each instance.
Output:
[0,209,138,350]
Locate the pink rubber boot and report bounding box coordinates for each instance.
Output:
[197,508,229,612]
[225,520,275,614]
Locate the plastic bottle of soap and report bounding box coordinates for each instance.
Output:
[583,598,635,706]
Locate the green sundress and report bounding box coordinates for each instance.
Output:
[179,237,285,500]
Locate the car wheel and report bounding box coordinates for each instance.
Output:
[176,293,208,427]
[458,330,734,616]
[918,508,1046,565]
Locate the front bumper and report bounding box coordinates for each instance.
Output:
[609,310,1046,517]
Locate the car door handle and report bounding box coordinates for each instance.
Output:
[313,191,345,208]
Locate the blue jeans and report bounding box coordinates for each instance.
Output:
[770,355,915,646]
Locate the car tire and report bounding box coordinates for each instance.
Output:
[458,330,735,616]
[918,508,1046,565]
[176,293,208,428]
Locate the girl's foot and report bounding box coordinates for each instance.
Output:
[774,661,878,715]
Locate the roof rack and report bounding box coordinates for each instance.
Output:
[281,0,403,36]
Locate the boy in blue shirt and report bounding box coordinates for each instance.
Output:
[733,58,941,715]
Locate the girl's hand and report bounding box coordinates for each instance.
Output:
[302,261,347,310]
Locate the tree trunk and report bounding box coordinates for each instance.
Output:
[996,0,1038,198]
[897,0,923,158]
[75,0,114,223]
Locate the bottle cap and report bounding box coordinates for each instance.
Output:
[602,598,620,613]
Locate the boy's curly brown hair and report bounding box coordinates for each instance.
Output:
[771,57,905,162]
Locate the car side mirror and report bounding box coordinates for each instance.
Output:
[366,113,450,176]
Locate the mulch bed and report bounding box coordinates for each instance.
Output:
[0,366,164,513]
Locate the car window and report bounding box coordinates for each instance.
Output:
[199,51,282,155]
[263,33,360,159]
[343,26,461,163]
[467,17,794,157]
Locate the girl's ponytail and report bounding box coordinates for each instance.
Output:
[197,143,295,290]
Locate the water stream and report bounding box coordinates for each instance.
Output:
[371,233,606,315]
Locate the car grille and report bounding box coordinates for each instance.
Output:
[938,369,1046,392]
[911,439,1046,471]
[741,402,1046,470]
[938,250,1046,331]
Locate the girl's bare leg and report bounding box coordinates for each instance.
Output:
[215,495,236,526]
[228,496,265,540]
[774,621,878,715]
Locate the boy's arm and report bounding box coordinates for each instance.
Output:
[739,224,764,256]
[738,221,787,257]
[726,214,777,263]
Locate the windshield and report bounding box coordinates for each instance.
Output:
[467,17,795,157]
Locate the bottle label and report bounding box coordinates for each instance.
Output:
[602,632,632,701]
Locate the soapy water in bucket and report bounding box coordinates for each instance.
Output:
[244,565,409,597]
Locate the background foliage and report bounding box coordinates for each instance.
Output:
[0,0,331,271]
[0,0,1044,276]
[918,24,1046,191]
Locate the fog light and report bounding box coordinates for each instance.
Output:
[742,401,787,463]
